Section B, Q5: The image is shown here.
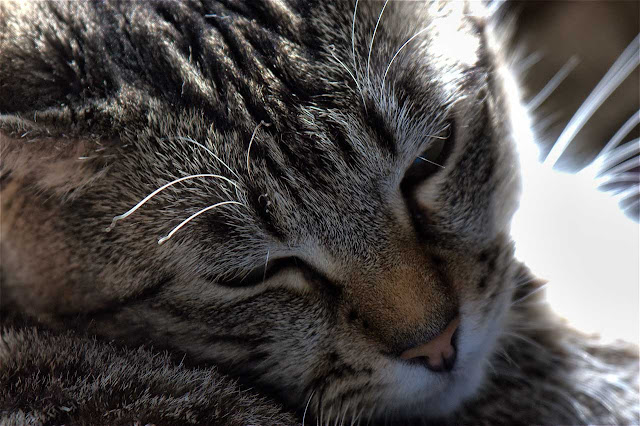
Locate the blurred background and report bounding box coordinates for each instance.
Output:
[503,0,639,172]
[498,1,639,344]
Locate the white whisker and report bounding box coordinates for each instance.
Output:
[596,171,640,187]
[351,0,362,88]
[512,281,549,305]
[613,186,639,203]
[485,358,498,375]
[158,200,244,244]
[502,331,548,353]
[417,156,445,169]
[339,402,350,426]
[246,121,270,175]
[544,34,640,167]
[496,347,518,369]
[329,45,367,108]
[263,250,270,284]
[329,46,358,88]
[486,0,507,17]
[366,0,390,87]
[526,56,579,111]
[515,51,543,76]
[352,406,365,426]
[106,174,239,231]
[302,389,316,426]
[171,136,240,179]
[381,26,431,93]
[593,138,639,175]
[597,109,640,158]
[599,155,639,178]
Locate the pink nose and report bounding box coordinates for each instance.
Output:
[400,316,460,372]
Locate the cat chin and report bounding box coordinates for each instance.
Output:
[376,343,489,421]
[368,301,508,421]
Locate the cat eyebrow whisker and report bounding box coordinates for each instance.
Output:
[328,45,366,108]
[106,174,239,231]
[158,200,245,244]
[381,26,432,93]
[366,0,390,88]
[169,136,241,179]
[246,120,270,175]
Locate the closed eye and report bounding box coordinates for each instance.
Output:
[401,121,455,191]
[211,256,341,297]
[213,257,300,288]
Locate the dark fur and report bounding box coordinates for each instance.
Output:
[1,1,638,424]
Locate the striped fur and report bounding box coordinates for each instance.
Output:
[0,1,637,424]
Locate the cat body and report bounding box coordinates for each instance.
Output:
[0,1,637,424]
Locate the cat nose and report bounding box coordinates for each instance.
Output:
[400,316,460,372]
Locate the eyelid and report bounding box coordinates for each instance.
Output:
[212,257,299,288]
[401,120,456,193]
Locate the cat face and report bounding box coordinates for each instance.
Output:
[0,0,522,422]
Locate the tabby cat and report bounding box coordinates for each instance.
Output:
[0,1,637,424]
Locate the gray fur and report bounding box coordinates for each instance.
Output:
[0,1,638,424]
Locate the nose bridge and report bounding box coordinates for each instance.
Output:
[348,251,457,348]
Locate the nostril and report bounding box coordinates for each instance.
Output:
[425,348,457,372]
[400,316,460,372]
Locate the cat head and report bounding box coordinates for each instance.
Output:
[0,1,523,422]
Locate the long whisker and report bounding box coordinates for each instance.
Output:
[544,34,640,167]
[511,282,549,305]
[514,51,543,76]
[351,406,365,426]
[593,138,639,175]
[486,0,507,17]
[302,389,316,426]
[329,45,367,108]
[597,110,640,158]
[614,186,639,204]
[246,120,270,175]
[526,56,579,111]
[381,26,431,93]
[170,136,240,179]
[339,401,350,426]
[158,200,244,244]
[598,156,639,178]
[501,331,547,353]
[351,0,361,83]
[366,0,390,87]
[417,156,445,169]
[263,250,270,284]
[596,171,640,187]
[106,174,239,231]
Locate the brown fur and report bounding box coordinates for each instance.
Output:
[0,1,638,424]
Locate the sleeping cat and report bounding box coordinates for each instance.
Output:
[0,1,637,424]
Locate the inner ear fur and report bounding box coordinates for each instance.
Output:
[0,122,116,199]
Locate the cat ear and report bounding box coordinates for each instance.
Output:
[0,116,116,199]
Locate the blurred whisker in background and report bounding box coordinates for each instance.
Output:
[499,1,639,345]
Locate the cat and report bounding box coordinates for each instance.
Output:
[0,1,638,424]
